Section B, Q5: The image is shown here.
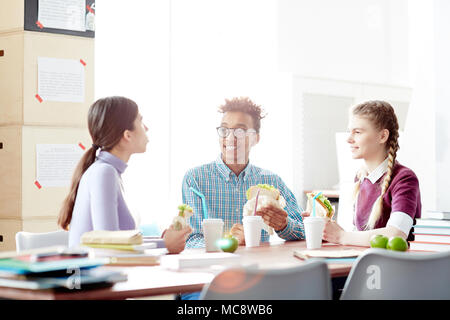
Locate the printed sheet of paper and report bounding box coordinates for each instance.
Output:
[38,0,86,31]
[36,144,84,187]
[38,57,85,103]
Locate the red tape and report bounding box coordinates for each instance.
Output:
[35,94,43,103]
[36,21,44,29]
[87,5,94,14]
[34,181,42,189]
[80,59,86,66]
[78,142,86,150]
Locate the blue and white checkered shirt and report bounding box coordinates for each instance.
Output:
[182,156,305,248]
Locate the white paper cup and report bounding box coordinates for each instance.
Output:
[243,216,266,248]
[202,218,224,252]
[303,216,325,249]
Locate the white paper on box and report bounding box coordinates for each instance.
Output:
[38,0,86,32]
[38,57,85,103]
[36,144,84,187]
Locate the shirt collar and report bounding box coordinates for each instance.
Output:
[363,157,389,184]
[97,151,128,174]
[215,154,254,182]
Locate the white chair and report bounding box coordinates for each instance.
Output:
[200,259,332,300]
[15,230,69,252]
[340,248,450,300]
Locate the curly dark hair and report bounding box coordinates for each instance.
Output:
[218,97,266,133]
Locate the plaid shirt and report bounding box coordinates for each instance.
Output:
[182,156,305,248]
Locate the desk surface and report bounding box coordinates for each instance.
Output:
[0,240,366,300]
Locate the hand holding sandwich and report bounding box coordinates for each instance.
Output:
[243,184,288,234]
[256,204,288,231]
[161,204,193,254]
[162,225,192,254]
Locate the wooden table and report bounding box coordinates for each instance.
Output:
[0,240,367,300]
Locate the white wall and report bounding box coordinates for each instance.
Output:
[278,0,410,86]
[169,0,295,220]
[402,0,450,214]
[95,0,171,229]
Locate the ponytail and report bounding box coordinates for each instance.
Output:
[58,147,97,230]
[58,96,139,230]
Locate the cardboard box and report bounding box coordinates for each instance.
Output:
[0,31,95,126]
[0,1,24,33]
[0,126,91,219]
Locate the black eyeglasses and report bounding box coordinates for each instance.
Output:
[216,127,257,139]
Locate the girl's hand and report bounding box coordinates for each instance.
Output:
[301,211,311,219]
[323,220,345,244]
[163,225,192,254]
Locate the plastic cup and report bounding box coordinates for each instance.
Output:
[303,216,325,249]
[243,216,268,248]
[202,219,224,252]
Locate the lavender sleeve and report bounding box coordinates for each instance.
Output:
[88,164,120,230]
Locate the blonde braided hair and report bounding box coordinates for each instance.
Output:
[351,101,400,230]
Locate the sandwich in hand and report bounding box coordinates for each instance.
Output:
[172,204,193,230]
[243,184,287,235]
[306,192,335,219]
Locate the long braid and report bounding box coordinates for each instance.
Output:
[351,100,400,230]
[365,139,399,229]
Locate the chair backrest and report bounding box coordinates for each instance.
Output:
[341,248,450,300]
[200,259,332,300]
[15,230,69,252]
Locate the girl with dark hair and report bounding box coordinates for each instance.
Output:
[302,100,421,246]
[59,96,190,252]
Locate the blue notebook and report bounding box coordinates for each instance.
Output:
[0,257,108,275]
[0,269,127,290]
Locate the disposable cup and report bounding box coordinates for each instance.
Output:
[202,219,224,252]
[243,216,268,248]
[303,216,325,249]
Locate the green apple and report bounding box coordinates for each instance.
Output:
[217,233,239,253]
[387,236,408,251]
[370,234,389,249]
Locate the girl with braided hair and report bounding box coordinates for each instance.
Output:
[302,100,421,246]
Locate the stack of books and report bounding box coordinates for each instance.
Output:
[410,212,450,252]
[0,246,127,290]
[81,230,163,265]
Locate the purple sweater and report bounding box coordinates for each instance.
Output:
[68,151,136,247]
[354,162,421,241]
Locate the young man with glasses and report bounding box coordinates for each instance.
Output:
[181,97,305,248]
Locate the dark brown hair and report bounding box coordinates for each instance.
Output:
[351,100,400,229]
[218,97,266,133]
[58,96,139,230]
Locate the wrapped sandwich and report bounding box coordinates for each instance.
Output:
[172,204,193,230]
[243,184,287,235]
[306,192,335,219]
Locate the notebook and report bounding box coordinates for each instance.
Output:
[160,252,241,270]
[0,268,127,290]
[293,249,362,260]
[82,242,156,252]
[81,230,143,245]
[0,257,108,275]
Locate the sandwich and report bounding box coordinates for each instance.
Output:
[243,184,287,235]
[172,204,193,230]
[306,192,334,219]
